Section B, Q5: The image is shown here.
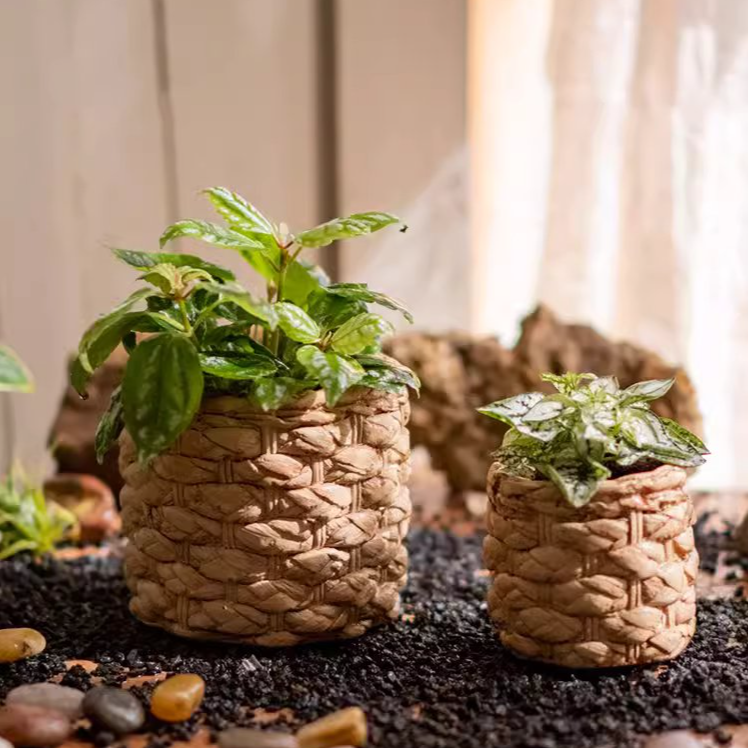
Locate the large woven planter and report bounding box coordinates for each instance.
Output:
[119,387,411,646]
[485,464,698,668]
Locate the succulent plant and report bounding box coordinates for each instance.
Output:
[479,372,708,507]
[73,188,419,464]
[0,467,77,559]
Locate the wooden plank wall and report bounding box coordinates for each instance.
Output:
[0,0,467,472]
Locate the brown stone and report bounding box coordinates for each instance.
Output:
[218,728,299,748]
[385,304,703,495]
[150,673,205,723]
[44,473,120,543]
[296,707,367,748]
[643,731,704,747]
[6,683,84,720]
[0,628,46,663]
[0,704,72,747]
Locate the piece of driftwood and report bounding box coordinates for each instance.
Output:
[484,464,698,668]
[119,387,412,646]
[386,305,703,494]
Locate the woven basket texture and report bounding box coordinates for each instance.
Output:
[119,387,411,646]
[485,464,697,668]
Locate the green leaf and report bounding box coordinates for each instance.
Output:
[308,291,367,331]
[523,399,565,423]
[275,302,321,343]
[355,353,421,390]
[122,334,204,463]
[251,376,314,411]
[160,219,267,251]
[0,345,33,393]
[198,282,278,328]
[477,393,544,426]
[620,377,674,404]
[95,386,124,464]
[199,353,277,380]
[330,313,394,356]
[203,187,275,237]
[139,263,182,295]
[112,248,236,282]
[295,212,402,248]
[323,283,413,323]
[296,345,364,405]
[540,372,596,394]
[282,260,329,307]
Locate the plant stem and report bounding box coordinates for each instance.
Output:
[177,299,193,335]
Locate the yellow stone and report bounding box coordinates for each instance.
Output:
[0,628,46,663]
[296,707,367,748]
[150,674,205,723]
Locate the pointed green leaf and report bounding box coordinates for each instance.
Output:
[122,334,204,463]
[111,248,235,282]
[296,345,364,405]
[542,461,610,508]
[295,212,402,248]
[282,260,329,307]
[204,186,275,236]
[330,313,394,356]
[659,417,709,455]
[324,283,413,323]
[0,345,33,393]
[198,282,278,328]
[160,219,267,251]
[199,353,277,380]
[275,302,321,343]
[355,353,421,391]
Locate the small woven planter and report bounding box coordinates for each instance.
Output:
[119,387,411,646]
[485,464,698,668]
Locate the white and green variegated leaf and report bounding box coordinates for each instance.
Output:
[659,417,709,455]
[295,212,402,248]
[0,345,33,393]
[620,377,674,404]
[541,461,610,508]
[274,302,321,344]
[477,393,544,427]
[160,219,267,251]
[296,345,364,406]
[330,313,394,356]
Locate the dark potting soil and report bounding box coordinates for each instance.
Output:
[0,530,747,748]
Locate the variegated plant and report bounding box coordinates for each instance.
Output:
[478,372,708,507]
[73,188,419,464]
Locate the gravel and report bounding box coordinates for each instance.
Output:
[0,529,746,748]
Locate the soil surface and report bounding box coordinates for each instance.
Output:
[1,529,747,748]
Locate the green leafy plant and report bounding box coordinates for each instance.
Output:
[478,372,708,507]
[73,187,419,464]
[0,467,77,560]
[0,345,33,392]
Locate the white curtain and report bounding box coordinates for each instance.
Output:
[470,0,748,490]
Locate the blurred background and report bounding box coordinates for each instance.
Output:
[1,0,747,492]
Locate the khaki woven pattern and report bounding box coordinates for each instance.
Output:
[485,464,697,668]
[119,387,411,647]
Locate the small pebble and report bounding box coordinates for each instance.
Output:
[644,732,703,748]
[0,628,46,663]
[218,728,299,748]
[0,738,12,748]
[82,686,145,735]
[296,707,367,748]
[150,674,205,723]
[7,683,84,720]
[0,704,72,747]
